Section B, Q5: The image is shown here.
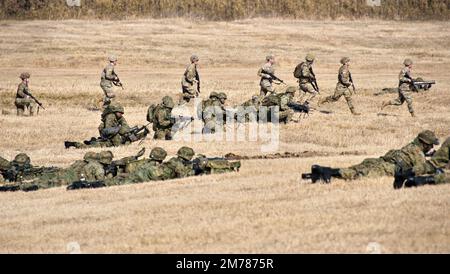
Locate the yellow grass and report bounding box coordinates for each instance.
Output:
[0,19,449,253]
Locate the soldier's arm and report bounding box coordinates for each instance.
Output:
[301,64,312,79]
[104,66,118,81]
[279,96,290,111]
[258,66,272,79]
[157,110,173,127]
[340,68,352,86]
[17,84,29,98]
[185,65,197,84]
[399,69,412,83]
[118,117,131,134]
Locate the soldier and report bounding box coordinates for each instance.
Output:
[100,55,121,107]
[193,155,241,175]
[395,137,450,188]
[303,130,439,183]
[0,150,147,192]
[295,54,319,102]
[181,54,200,104]
[381,59,416,117]
[236,95,262,123]
[65,103,149,149]
[261,86,297,123]
[202,92,227,134]
[15,72,38,116]
[257,54,277,96]
[67,147,195,189]
[153,96,176,140]
[318,57,360,115]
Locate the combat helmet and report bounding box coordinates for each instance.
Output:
[162,96,175,109]
[150,147,167,162]
[98,151,114,165]
[190,54,199,62]
[83,151,98,162]
[177,146,195,161]
[305,53,315,62]
[20,72,30,80]
[209,92,219,99]
[285,86,297,95]
[403,58,413,66]
[340,57,350,65]
[417,130,439,145]
[13,153,31,166]
[109,103,124,114]
[108,55,118,62]
[218,92,228,100]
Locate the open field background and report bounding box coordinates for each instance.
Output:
[0,19,449,253]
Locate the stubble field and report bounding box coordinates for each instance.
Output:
[0,19,449,253]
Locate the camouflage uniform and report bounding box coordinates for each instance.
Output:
[236,95,262,123]
[153,96,175,140]
[319,57,360,115]
[202,92,227,134]
[193,155,241,175]
[298,54,318,101]
[338,130,439,180]
[412,137,450,175]
[69,147,191,189]
[382,59,415,117]
[258,55,276,96]
[181,55,200,103]
[100,55,119,106]
[15,72,37,116]
[65,103,148,149]
[261,87,296,123]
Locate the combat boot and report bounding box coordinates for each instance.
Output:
[410,112,416,118]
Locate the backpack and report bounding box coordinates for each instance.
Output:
[261,94,281,107]
[293,62,304,79]
[146,104,157,123]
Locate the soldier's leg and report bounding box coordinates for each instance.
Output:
[402,91,415,116]
[338,158,393,180]
[28,101,37,116]
[434,172,450,185]
[16,105,25,116]
[153,129,168,140]
[343,89,360,115]
[101,85,115,106]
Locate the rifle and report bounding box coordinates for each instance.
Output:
[195,70,201,94]
[113,79,124,90]
[288,101,311,114]
[348,72,356,93]
[266,72,286,85]
[308,68,320,93]
[23,90,45,109]
[125,123,151,143]
[404,74,435,92]
[4,165,59,182]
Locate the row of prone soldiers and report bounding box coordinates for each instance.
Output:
[0,147,241,192]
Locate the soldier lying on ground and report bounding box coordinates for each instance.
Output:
[393,137,450,189]
[0,149,145,192]
[64,103,149,149]
[67,147,241,190]
[0,153,60,188]
[302,130,439,183]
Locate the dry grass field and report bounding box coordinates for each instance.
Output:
[0,19,449,253]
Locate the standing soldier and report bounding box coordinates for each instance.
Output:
[100,55,122,107]
[381,59,416,117]
[257,54,277,96]
[294,53,319,102]
[181,54,200,104]
[153,96,176,140]
[15,72,38,116]
[318,57,360,115]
